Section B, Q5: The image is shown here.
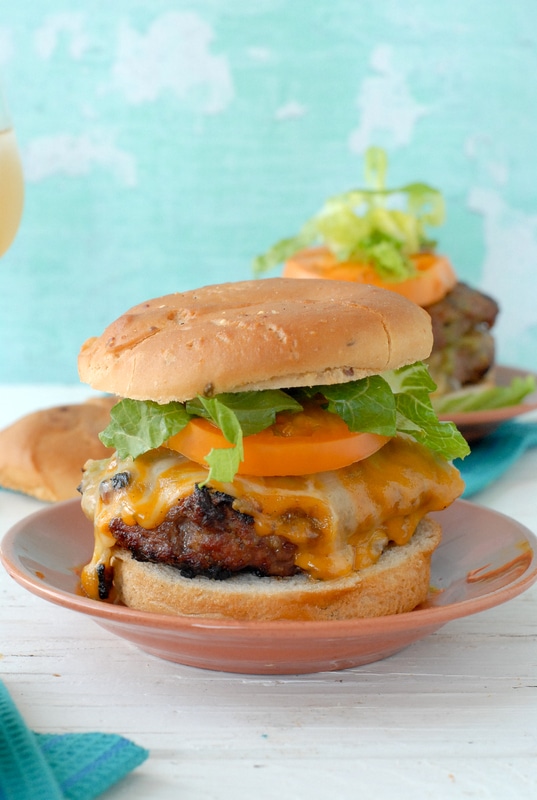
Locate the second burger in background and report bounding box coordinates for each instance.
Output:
[77,278,469,621]
[253,147,535,412]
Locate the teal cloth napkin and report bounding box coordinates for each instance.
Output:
[0,680,148,800]
[457,420,537,498]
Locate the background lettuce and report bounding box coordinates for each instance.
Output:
[252,146,444,280]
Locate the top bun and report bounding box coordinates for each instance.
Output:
[78,278,432,403]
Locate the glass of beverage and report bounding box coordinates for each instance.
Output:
[0,80,24,258]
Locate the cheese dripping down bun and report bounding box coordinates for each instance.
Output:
[77,278,465,621]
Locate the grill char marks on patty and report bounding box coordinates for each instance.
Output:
[425,282,500,390]
[108,485,300,580]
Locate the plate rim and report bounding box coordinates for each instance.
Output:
[1,497,537,637]
[438,364,537,426]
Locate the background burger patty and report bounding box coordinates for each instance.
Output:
[109,485,300,580]
[425,282,499,388]
[426,281,499,350]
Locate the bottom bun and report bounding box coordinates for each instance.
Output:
[111,518,442,621]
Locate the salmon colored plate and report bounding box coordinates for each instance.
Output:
[1,499,536,675]
[439,365,537,442]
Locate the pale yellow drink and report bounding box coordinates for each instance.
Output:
[0,127,24,257]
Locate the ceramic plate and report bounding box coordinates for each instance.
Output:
[438,365,537,442]
[1,499,536,675]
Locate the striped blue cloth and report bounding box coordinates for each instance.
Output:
[457,420,537,497]
[0,680,148,800]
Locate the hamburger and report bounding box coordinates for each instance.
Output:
[253,147,535,411]
[77,278,469,621]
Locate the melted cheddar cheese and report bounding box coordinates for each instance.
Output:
[79,437,464,599]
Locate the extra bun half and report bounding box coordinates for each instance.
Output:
[0,397,116,502]
[78,278,433,403]
[110,517,441,621]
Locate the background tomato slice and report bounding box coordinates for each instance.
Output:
[166,407,390,477]
[283,246,457,307]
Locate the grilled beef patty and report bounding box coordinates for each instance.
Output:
[109,484,300,580]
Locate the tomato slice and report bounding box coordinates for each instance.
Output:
[283,245,457,307]
[166,404,390,476]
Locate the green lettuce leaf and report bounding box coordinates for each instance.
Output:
[353,230,412,281]
[252,145,445,278]
[384,363,470,461]
[193,396,245,483]
[99,399,192,460]
[251,233,311,276]
[187,390,302,436]
[314,364,469,461]
[304,376,397,436]
[432,375,536,414]
[98,362,469,481]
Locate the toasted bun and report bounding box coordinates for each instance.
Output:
[0,397,116,502]
[78,278,433,403]
[110,517,441,621]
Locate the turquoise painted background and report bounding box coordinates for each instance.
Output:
[1,1,536,384]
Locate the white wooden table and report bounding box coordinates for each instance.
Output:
[1,386,536,800]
